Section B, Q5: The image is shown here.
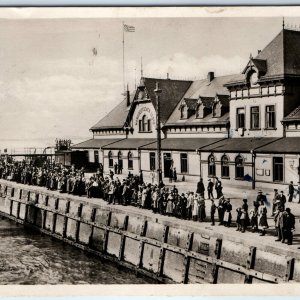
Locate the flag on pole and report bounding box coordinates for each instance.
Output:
[124,24,135,32]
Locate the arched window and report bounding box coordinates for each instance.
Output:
[128,151,133,170]
[108,151,113,168]
[221,155,229,178]
[208,154,216,177]
[139,115,152,132]
[235,155,244,179]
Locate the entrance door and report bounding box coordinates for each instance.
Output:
[163,153,172,177]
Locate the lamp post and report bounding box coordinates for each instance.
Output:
[154,82,163,184]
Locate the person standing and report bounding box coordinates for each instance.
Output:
[210,199,216,226]
[198,197,206,222]
[207,179,214,199]
[223,199,232,227]
[217,195,225,225]
[173,167,177,182]
[215,177,223,199]
[274,206,284,242]
[258,200,268,236]
[139,170,144,185]
[192,194,199,221]
[240,199,249,233]
[169,167,173,183]
[279,190,287,210]
[186,192,193,220]
[282,207,295,245]
[272,189,280,216]
[288,181,295,202]
[196,178,205,198]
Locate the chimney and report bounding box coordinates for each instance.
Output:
[258,50,261,54]
[126,85,130,106]
[207,72,214,82]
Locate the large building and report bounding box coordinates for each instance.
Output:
[72,28,300,190]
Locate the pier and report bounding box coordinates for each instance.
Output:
[0,179,299,284]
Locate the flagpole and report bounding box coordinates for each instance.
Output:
[122,21,125,93]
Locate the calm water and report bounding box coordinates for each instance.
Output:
[0,219,153,284]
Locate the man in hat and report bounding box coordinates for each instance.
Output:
[288,181,295,202]
[254,190,264,210]
[207,179,214,200]
[279,190,287,210]
[272,189,280,216]
[281,207,295,245]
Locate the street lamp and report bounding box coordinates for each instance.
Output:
[154,82,163,184]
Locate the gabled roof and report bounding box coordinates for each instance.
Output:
[283,105,300,122]
[71,138,123,149]
[142,77,192,123]
[90,93,134,131]
[166,74,235,126]
[227,29,300,86]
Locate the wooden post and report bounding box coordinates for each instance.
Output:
[157,225,169,277]
[182,232,194,284]
[88,207,97,247]
[103,211,112,253]
[23,191,30,222]
[51,198,59,234]
[62,201,70,238]
[285,258,295,282]
[212,238,222,284]
[75,203,83,243]
[118,215,129,261]
[245,246,256,284]
[137,220,148,270]
[9,198,13,216]
[42,195,49,230]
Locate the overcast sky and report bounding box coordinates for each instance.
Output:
[0,13,299,149]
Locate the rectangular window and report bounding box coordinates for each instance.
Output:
[266,105,276,128]
[250,106,260,129]
[180,153,188,173]
[273,157,283,182]
[149,152,156,171]
[236,108,245,129]
[94,150,99,163]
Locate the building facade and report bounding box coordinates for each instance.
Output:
[72,28,300,191]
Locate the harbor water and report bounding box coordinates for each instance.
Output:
[0,218,153,284]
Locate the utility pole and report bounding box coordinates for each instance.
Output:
[154,82,163,184]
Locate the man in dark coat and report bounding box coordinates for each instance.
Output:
[279,190,287,210]
[282,207,295,245]
[288,181,294,202]
[210,199,216,226]
[196,178,205,198]
[207,179,214,199]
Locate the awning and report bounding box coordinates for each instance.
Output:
[200,137,280,153]
[141,138,224,151]
[255,137,300,154]
[102,138,156,150]
[71,138,123,149]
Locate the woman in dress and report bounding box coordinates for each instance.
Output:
[258,200,269,236]
[192,194,199,221]
[198,197,206,222]
[166,192,174,216]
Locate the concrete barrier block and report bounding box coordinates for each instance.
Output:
[292,259,300,282]
[220,240,249,267]
[19,204,26,220]
[217,267,245,283]
[145,221,164,241]
[123,237,140,265]
[55,215,65,236]
[188,258,214,283]
[69,201,80,217]
[91,227,106,251]
[35,209,43,227]
[78,223,92,244]
[94,209,110,225]
[11,201,18,217]
[127,216,145,234]
[26,206,36,224]
[106,231,121,257]
[163,250,185,282]
[39,194,48,206]
[110,213,126,229]
[29,191,36,202]
[2,197,11,214]
[192,233,216,256]
[81,205,93,221]
[21,190,30,201]
[255,249,287,278]
[45,211,54,231]
[48,196,58,209]
[66,218,77,240]
[58,199,67,213]
[141,243,160,273]
[167,227,189,249]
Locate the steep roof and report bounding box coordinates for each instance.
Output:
[90,94,134,131]
[166,74,235,126]
[142,77,192,123]
[226,29,300,86]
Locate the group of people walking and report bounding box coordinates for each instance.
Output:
[0,157,297,245]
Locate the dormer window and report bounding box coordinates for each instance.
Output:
[196,102,204,119]
[180,105,188,119]
[212,101,221,118]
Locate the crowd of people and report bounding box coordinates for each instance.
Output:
[0,158,297,245]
